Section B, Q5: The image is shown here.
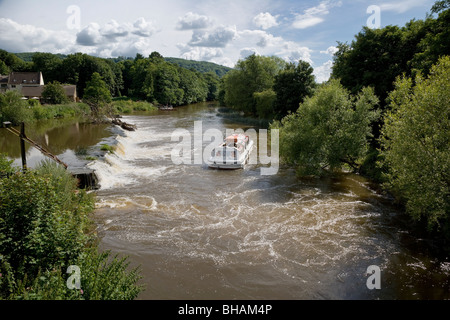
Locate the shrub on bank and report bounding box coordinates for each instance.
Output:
[112,100,158,114]
[0,158,143,300]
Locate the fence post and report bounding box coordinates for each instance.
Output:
[20,122,27,172]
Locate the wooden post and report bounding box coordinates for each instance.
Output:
[20,122,27,172]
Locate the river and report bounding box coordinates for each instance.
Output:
[1,102,449,299]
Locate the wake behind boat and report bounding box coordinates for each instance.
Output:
[207,133,254,170]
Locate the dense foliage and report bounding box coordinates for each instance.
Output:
[380,56,450,234]
[83,72,112,119]
[272,80,379,176]
[41,81,69,105]
[0,160,143,299]
[1,50,224,107]
[0,90,32,125]
[0,90,89,125]
[332,3,450,111]
[220,54,315,119]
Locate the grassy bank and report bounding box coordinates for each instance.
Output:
[112,98,158,114]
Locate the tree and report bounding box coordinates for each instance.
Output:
[154,63,184,105]
[0,90,32,125]
[60,53,120,97]
[380,56,450,233]
[431,0,450,13]
[331,26,408,108]
[272,79,379,176]
[253,89,277,119]
[273,60,316,119]
[83,72,112,119]
[223,54,286,116]
[203,72,220,101]
[0,60,9,75]
[409,3,450,76]
[42,81,68,104]
[32,52,63,83]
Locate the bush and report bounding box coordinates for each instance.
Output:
[42,82,69,105]
[0,91,33,125]
[0,157,144,299]
[272,79,380,176]
[112,100,157,114]
[381,56,450,233]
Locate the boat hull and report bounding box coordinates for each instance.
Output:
[207,140,253,170]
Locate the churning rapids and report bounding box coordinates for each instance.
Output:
[2,102,449,299]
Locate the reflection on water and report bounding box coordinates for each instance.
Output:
[0,119,112,168]
[1,103,449,300]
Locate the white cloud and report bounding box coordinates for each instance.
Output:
[320,46,338,56]
[313,60,334,83]
[131,17,159,37]
[101,20,129,39]
[380,0,430,13]
[253,12,279,30]
[240,48,260,59]
[276,42,313,64]
[232,29,313,64]
[177,44,224,61]
[293,0,342,29]
[0,18,74,53]
[76,23,103,46]
[76,18,158,47]
[188,25,237,48]
[176,12,213,30]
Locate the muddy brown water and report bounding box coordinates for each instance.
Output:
[1,102,449,299]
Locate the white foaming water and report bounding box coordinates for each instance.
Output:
[90,109,448,300]
[88,119,174,190]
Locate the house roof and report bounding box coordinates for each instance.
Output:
[8,72,44,85]
[21,84,77,98]
[63,85,77,97]
[21,86,44,97]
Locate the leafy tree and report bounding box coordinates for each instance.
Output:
[42,81,68,104]
[409,3,450,76]
[273,60,316,119]
[272,79,379,176]
[0,90,32,125]
[0,60,9,75]
[0,49,32,72]
[31,52,63,83]
[254,89,277,119]
[431,0,450,12]
[154,63,184,105]
[223,54,286,116]
[83,72,112,118]
[332,26,408,108]
[59,53,119,97]
[380,56,450,233]
[203,72,220,101]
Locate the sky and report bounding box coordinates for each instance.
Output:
[0,0,436,82]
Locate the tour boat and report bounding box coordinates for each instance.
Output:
[207,133,254,170]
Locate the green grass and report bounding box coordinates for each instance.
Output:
[112,99,158,114]
[100,144,115,153]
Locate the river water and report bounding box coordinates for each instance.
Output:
[1,102,449,299]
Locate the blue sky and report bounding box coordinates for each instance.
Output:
[0,0,436,82]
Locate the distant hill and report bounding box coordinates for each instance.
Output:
[165,57,232,77]
[13,52,232,77]
[14,52,67,62]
